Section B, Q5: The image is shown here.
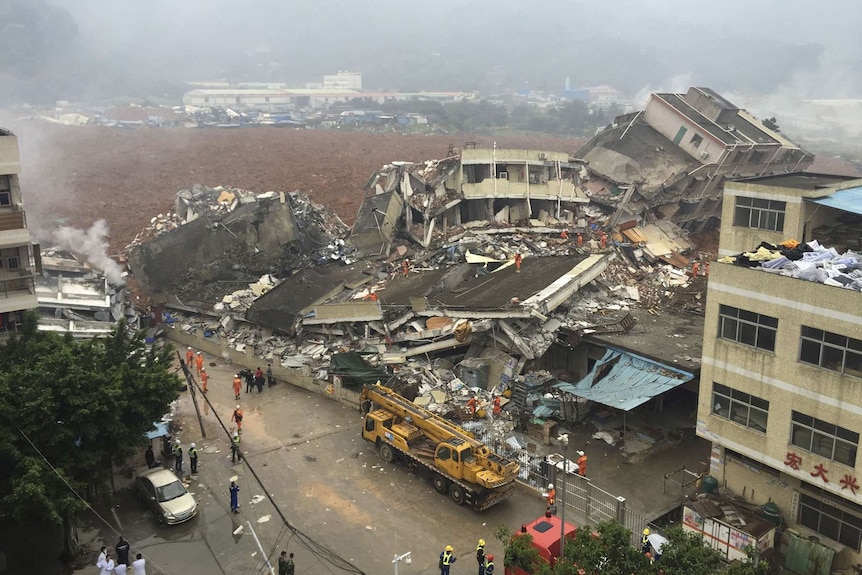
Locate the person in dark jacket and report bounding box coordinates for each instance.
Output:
[145,445,155,469]
[116,536,130,566]
[240,369,254,393]
[254,367,265,393]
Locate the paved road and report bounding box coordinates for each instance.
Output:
[72,359,545,575]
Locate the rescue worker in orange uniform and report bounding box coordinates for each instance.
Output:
[577,450,587,476]
[514,253,523,273]
[493,396,502,416]
[232,374,242,400]
[195,351,204,376]
[704,261,710,277]
[560,229,569,241]
[577,233,583,247]
[546,483,557,516]
[185,347,194,370]
[200,368,209,393]
[691,261,700,278]
[232,405,244,433]
[467,396,478,418]
[599,230,608,249]
[402,259,410,277]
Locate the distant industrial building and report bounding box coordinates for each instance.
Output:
[0,128,39,332]
[182,88,473,111]
[323,71,362,91]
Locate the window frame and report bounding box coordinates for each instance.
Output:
[690,133,704,148]
[711,383,769,432]
[0,190,10,206]
[717,304,778,352]
[733,196,786,232]
[799,491,862,551]
[800,325,862,378]
[791,410,858,467]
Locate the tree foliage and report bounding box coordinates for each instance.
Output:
[0,311,180,538]
[500,520,772,575]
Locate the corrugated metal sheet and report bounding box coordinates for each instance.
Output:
[808,186,862,216]
[553,347,693,411]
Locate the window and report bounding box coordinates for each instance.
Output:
[718,304,778,351]
[0,191,9,206]
[800,326,862,377]
[791,411,858,467]
[799,489,862,551]
[734,196,786,231]
[265,97,270,103]
[204,97,210,103]
[690,133,704,148]
[437,446,451,460]
[6,256,18,269]
[235,97,241,104]
[712,383,768,432]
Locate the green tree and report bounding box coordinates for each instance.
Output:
[0,312,180,559]
[659,526,725,575]
[721,546,772,575]
[562,521,654,575]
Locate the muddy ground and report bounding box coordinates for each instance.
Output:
[9,122,587,253]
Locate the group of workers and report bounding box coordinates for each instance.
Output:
[465,394,503,418]
[185,347,209,392]
[439,539,495,575]
[544,451,588,515]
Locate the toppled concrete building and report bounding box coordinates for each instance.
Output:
[576,87,814,231]
[352,147,590,255]
[126,184,350,308]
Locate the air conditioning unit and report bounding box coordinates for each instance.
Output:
[538,152,547,159]
[499,171,508,180]
[700,151,709,160]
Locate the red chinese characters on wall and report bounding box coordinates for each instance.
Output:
[783,451,860,494]
[784,451,802,470]
[841,474,860,495]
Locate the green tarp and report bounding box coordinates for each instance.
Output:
[329,352,390,387]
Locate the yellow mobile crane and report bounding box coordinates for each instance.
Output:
[360,383,519,510]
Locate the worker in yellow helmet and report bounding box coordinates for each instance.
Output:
[439,545,456,575]
[476,539,486,575]
[642,528,652,554]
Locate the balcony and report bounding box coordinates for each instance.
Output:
[0,211,30,247]
[0,271,37,314]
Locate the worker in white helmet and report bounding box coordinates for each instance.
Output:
[546,483,557,516]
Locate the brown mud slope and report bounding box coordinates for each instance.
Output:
[13,124,586,253]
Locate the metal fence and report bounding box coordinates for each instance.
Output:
[461,422,666,547]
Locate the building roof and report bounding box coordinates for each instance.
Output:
[737,172,857,190]
[654,93,781,147]
[553,347,694,411]
[808,185,862,216]
[432,256,587,311]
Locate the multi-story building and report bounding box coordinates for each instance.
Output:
[0,128,39,331]
[323,71,362,91]
[576,87,814,231]
[697,172,862,568]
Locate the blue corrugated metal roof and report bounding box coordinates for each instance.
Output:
[553,348,693,412]
[808,186,862,216]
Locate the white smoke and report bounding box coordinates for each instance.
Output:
[631,73,694,108]
[51,219,125,285]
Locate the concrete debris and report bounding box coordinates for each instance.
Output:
[36,247,140,337]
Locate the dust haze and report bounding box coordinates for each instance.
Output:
[1,0,860,105]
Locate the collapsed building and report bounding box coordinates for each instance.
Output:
[576,86,814,232]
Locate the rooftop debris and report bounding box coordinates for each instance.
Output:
[718,239,862,290]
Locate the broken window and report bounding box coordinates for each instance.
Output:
[718,304,777,351]
[690,133,704,148]
[800,326,862,377]
[792,411,858,467]
[733,196,785,232]
[711,383,768,432]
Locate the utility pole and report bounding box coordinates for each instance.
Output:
[247,521,276,575]
[176,351,207,438]
[558,433,569,559]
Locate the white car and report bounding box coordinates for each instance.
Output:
[136,468,198,525]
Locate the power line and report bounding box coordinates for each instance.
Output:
[177,354,366,575]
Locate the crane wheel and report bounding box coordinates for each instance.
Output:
[433,475,448,494]
[379,443,395,463]
[449,483,465,505]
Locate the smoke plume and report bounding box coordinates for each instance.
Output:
[51,219,125,285]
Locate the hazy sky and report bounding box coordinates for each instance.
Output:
[3,0,861,103]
